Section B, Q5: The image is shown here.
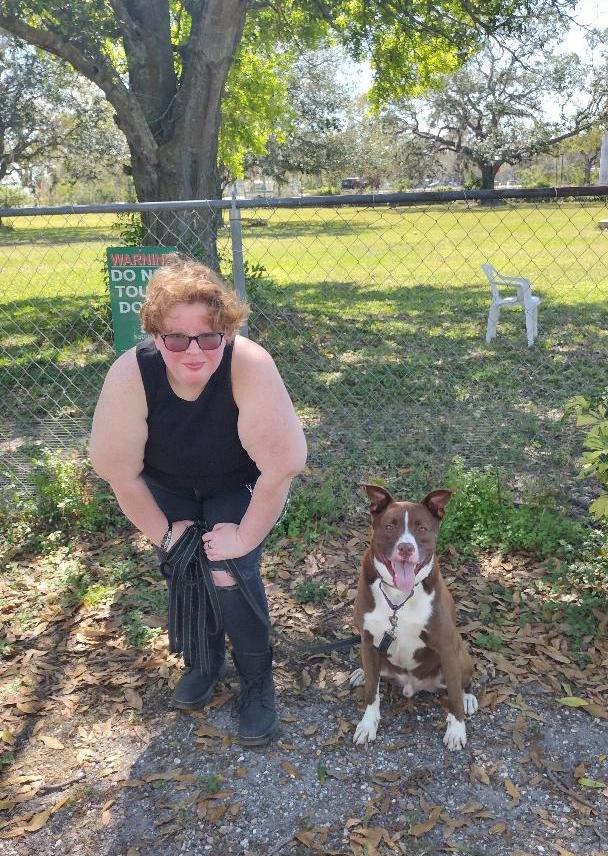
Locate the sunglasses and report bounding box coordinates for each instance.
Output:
[160,332,224,352]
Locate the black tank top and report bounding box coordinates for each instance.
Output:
[136,339,260,496]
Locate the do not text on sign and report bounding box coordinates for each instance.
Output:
[107,246,177,355]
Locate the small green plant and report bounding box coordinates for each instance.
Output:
[473,631,503,652]
[438,461,586,557]
[0,751,14,770]
[81,582,113,608]
[199,773,222,795]
[123,609,160,648]
[294,580,330,605]
[270,472,349,546]
[30,449,119,534]
[60,569,92,608]
[569,392,608,521]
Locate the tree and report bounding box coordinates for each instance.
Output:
[0,35,104,185]
[248,45,352,192]
[385,21,608,189]
[0,0,577,260]
[553,125,603,185]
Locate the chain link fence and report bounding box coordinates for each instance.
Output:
[1,188,607,505]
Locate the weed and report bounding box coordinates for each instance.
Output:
[105,558,139,585]
[568,391,608,521]
[439,461,586,558]
[199,774,222,795]
[0,752,14,770]
[31,449,118,534]
[473,631,503,652]
[60,569,92,609]
[123,609,158,648]
[294,580,330,605]
[316,762,328,785]
[269,471,349,548]
[81,582,114,608]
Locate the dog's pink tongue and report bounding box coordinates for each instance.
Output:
[393,559,416,594]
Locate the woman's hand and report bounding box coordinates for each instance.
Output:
[203,522,248,561]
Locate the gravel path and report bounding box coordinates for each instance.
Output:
[1,653,607,856]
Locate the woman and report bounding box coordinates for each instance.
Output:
[89,258,307,746]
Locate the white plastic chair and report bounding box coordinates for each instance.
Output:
[482,263,541,347]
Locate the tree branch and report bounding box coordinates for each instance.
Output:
[0,12,158,172]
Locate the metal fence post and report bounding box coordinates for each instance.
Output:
[229,191,249,337]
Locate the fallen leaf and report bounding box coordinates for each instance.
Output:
[409,818,438,837]
[22,808,52,832]
[281,761,300,778]
[557,696,589,708]
[554,846,577,856]
[470,763,491,785]
[38,735,64,750]
[195,723,225,739]
[578,777,606,789]
[124,689,143,710]
[582,703,608,720]
[504,778,521,805]
[295,830,316,847]
[208,804,227,822]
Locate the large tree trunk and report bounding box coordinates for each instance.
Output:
[121,0,248,269]
[479,161,500,190]
[0,0,249,270]
[129,141,223,268]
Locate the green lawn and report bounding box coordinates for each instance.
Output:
[1,201,607,499]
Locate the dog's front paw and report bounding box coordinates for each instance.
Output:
[349,667,365,688]
[463,693,478,715]
[443,713,467,751]
[353,709,380,745]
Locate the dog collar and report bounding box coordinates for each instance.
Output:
[375,581,414,655]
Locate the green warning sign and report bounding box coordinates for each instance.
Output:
[106,246,177,355]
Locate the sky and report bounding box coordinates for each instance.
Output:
[559,0,608,55]
[345,0,608,94]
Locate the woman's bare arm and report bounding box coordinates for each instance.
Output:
[89,349,191,547]
[203,336,307,561]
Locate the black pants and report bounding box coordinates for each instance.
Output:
[145,477,270,664]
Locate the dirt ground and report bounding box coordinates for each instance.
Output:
[1,531,607,856]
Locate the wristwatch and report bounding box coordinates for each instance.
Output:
[160,522,173,553]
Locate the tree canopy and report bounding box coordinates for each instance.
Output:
[383,19,607,188]
[0,0,582,255]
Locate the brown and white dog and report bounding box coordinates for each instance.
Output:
[351,485,477,750]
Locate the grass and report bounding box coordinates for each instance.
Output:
[1,200,608,502]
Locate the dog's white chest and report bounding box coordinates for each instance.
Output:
[363,581,435,671]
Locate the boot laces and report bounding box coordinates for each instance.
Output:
[237,675,274,712]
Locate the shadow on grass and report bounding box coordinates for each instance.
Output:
[1,276,608,499]
[0,222,117,247]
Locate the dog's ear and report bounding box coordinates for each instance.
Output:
[363,484,393,516]
[422,489,453,520]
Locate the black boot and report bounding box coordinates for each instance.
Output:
[232,648,279,747]
[172,634,227,711]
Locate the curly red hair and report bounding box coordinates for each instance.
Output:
[140,257,248,341]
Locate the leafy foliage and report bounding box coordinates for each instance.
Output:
[294,580,330,604]
[438,461,586,556]
[569,392,608,521]
[382,21,606,188]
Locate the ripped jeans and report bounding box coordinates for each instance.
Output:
[144,476,270,667]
